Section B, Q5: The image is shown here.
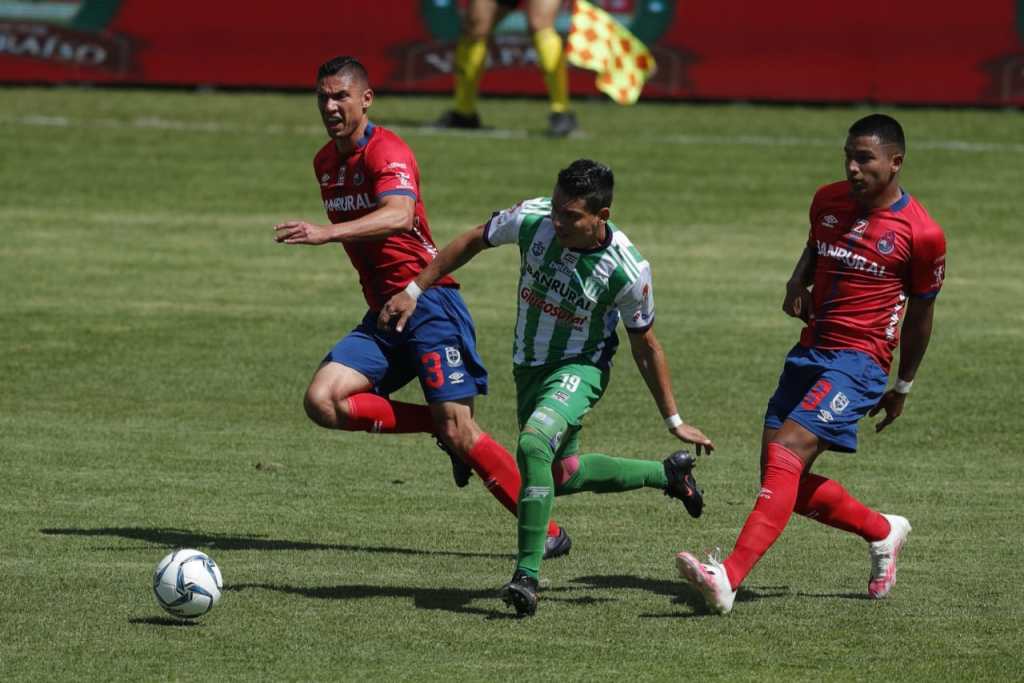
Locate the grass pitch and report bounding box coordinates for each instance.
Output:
[1,87,1022,680]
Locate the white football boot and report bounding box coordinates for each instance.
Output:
[868,514,912,599]
[675,550,736,615]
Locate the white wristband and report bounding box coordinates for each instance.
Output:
[664,414,684,430]
[893,379,913,394]
[404,280,423,301]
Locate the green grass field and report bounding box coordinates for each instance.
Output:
[1,87,1022,681]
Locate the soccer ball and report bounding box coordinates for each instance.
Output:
[152,548,223,618]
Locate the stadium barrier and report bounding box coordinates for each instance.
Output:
[1,0,1021,106]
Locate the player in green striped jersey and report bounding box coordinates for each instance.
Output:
[379,159,715,616]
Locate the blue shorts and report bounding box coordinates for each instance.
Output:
[764,345,888,453]
[323,287,488,403]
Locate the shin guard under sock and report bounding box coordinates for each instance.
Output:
[795,473,891,542]
[515,431,556,577]
[468,433,559,539]
[723,443,804,588]
[344,394,434,434]
[557,453,666,494]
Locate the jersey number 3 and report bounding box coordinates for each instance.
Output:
[421,352,445,389]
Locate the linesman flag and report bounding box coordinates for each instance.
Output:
[566,0,657,105]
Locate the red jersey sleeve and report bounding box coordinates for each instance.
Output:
[365,136,419,201]
[908,220,946,299]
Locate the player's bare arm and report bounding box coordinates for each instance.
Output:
[869,296,935,432]
[275,194,415,245]
[627,326,715,455]
[377,224,489,331]
[783,245,816,321]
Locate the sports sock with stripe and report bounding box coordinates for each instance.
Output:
[794,473,891,542]
[723,443,804,588]
[344,394,435,433]
[468,433,559,540]
[555,453,667,494]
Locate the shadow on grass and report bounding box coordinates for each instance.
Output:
[39,527,509,560]
[231,582,612,618]
[376,117,572,140]
[797,591,874,600]
[572,574,790,617]
[128,616,202,627]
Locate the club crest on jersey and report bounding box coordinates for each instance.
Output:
[876,231,896,255]
[532,241,546,257]
[830,392,849,413]
[582,276,608,301]
[352,166,365,186]
[820,214,839,229]
[445,346,463,367]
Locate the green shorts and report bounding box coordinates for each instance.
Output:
[514,361,610,458]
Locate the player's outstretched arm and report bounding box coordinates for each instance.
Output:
[783,245,816,321]
[627,327,715,455]
[377,224,489,332]
[274,195,415,245]
[869,296,936,432]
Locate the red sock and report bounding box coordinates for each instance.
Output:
[468,433,559,538]
[723,443,804,589]
[794,474,890,542]
[344,394,435,434]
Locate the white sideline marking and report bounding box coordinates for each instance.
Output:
[5,114,1022,153]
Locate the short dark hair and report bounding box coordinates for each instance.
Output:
[316,55,369,87]
[848,114,905,153]
[556,159,614,212]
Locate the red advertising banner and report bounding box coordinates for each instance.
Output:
[1,1,1022,106]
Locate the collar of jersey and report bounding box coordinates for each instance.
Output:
[569,222,614,254]
[888,189,909,212]
[355,121,376,149]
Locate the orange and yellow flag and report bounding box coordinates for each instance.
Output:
[566,0,657,105]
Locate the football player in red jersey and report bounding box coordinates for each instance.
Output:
[675,114,947,613]
[274,56,570,558]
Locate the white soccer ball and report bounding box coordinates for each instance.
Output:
[152,548,223,618]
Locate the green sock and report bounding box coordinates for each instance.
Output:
[558,453,667,495]
[515,430,555,578]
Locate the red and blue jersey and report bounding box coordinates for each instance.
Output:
[313,122,457,310]
[800,181,946,373]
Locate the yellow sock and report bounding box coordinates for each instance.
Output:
[532,27,569,114]
[453,36,487,116]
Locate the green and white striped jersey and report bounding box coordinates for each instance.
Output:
[483,197,654,368]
